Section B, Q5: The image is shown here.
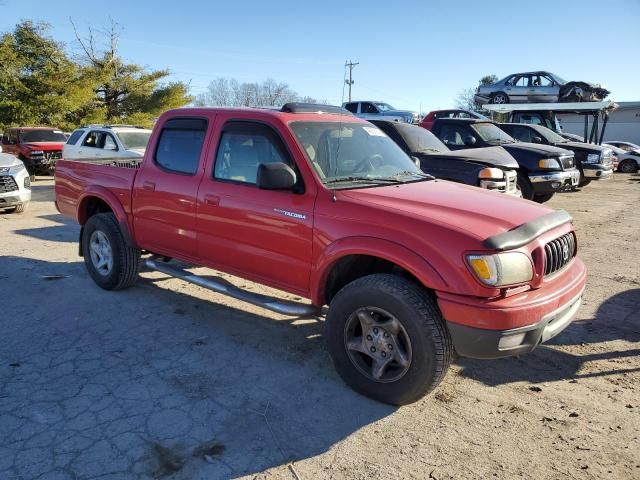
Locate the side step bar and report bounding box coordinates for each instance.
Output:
[144,258,320,317]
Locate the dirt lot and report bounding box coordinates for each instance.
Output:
[0,174,638,480]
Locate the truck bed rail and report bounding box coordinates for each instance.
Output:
[64,157,142,169]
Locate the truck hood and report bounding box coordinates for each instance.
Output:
[415,146,518,169]
[382,110,416,118]
[22,142,65,151]
[557,141,608,154]
[338,180,552,243]
[125,148,145,157]
[0,153,23,168]
[501,142,571,156]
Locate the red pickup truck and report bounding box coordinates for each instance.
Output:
[55,104,586,405]
[2,127,67,177]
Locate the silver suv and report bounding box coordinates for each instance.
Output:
[0,153,31,213]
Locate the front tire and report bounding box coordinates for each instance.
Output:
[517,173,535,200]
[82,213,141,290]
[326,274,452,405]
[619,159,638,173]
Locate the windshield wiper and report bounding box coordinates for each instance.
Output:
[323,176,404,185]
[390,170,434,180]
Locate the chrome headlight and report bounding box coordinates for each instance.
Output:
[8,163,26,174]
[585,153,600,164]
[538,158,561,169]
[467,252,533,287]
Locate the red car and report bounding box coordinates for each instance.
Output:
[1,127,66,176]
[420,109,487,131]
[55,104,586,405]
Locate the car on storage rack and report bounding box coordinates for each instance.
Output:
[0,153,31,213]
[499,123,613,186]
[55,103,587,405]
[369,120,520,196]
[431,118,579,202]
[474,71,610,105]
[342,100,419,124]
[63,125,153,162]
[419,109,487,131]
[1,127,67,177]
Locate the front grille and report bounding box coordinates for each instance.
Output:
[559,154,575,169]
[544,232,577,276]
[0,175,19,193]
[44,151,62,161]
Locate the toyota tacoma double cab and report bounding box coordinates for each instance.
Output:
[55,103,587,405]
[1,127,67,177]
[431,118,580,202]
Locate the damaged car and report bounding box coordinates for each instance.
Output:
[474,71,610,105]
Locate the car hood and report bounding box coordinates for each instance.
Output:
[22,142,65,151]
[501,142,572,156]
[0,153,23,168]
[338,180,552,243]
[415,146,518,169]
[558,141,609,154]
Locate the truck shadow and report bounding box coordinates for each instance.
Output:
[13,213,79,243]
[456,288,640,386]
[0,256,393,479]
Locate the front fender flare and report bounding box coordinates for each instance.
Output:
[310,236,449,306]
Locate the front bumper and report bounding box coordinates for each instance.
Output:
[583,164,613,180]
[529,169,579,193]
[437,258,586,359]
[0,169,31,208]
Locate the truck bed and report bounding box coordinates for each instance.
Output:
[55,158,140,223]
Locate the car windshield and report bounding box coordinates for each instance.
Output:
[471,123,515,144]
[548,72,566,85]
[395,123,447,153]
[533,125,567,144]
[374,103,395,112]
[290,121,429,188]
[118,131,151,150]
[19,130,67,143]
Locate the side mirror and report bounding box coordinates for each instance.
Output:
[411,156,421,168]
[256,162,297,190]
[464,135,477,146]
[531,136,543,144]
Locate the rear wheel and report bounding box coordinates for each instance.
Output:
[619,159,638,173]
[82,213,141,290]
[326,274,452,405]
[491,92,509,104]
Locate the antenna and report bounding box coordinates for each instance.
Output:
[344,60,359,102]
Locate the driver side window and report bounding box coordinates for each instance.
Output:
[361,102,378,114]
[438,124,466,146]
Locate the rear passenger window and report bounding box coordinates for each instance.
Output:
[213,122,293,185]
[344,103,358,114]
[154,118,207,175]
[67,130,84,145]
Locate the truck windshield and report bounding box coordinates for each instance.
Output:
[291,121,428,188]
[374,103,395,112]
[472,123,515,145]
[19,130,67,143]
[535,126,568,144]
[395,124,447,153]
[118,131,151,150]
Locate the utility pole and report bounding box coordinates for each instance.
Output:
[345,60,359,102]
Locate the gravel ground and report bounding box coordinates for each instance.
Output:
[0,174,638,480]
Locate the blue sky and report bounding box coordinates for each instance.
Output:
[6,0,640,112]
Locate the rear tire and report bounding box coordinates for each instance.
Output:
[619,159,638,173]
[491,92,509,104]
[82,213,141,290]
[517,173,534,200]
[326,274,452,405]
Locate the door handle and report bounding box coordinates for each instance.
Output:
[203,194,220,206]
[142,181,156,191]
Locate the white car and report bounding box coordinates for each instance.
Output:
[63,125,152,161]
[604,143,640,173]
[0,153,31,213]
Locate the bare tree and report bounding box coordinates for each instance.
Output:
[454,88,478,111]
[195,77,320,107]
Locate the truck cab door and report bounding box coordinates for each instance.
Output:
[196,119,315,294]
[132,117,211,261]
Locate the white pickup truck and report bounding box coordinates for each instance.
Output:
[63,125,152,162]
[342,100,419,124]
